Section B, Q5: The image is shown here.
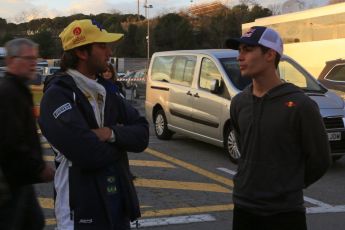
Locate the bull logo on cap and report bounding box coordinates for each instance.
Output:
[243,28,256,38]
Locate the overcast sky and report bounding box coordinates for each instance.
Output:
[0,0,328,23]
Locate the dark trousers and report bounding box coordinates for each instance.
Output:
[0,185,44,230]
[233,206,307,230]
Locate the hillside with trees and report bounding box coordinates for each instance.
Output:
[0,3,272,59]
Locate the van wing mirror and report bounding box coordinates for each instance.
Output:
[210,79,220,94]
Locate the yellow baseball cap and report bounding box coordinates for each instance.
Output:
[59,19,124,51]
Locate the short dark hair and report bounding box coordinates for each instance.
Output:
[259,45,281,68]
[60,44,93,71]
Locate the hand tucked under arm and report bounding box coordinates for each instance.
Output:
[92,127,113,142]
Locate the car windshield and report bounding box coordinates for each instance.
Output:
[219,58,251,90]
[220,57,325,93]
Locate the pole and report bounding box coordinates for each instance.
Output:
[147,6,150,71]
[137,0,140,21]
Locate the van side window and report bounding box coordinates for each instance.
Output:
[199,58,222,91]
[151,56,174,82]
[171,56,196,86]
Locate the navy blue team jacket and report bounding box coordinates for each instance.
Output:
[39,73,149,229]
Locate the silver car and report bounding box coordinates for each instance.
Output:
[145,50,345,163]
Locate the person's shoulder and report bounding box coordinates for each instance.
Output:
[43,75,76,101]
[232,89,250,104]
[0,75,18,95]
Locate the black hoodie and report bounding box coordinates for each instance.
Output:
[230,82,331,215]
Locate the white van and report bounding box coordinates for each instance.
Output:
[145,49,345,163]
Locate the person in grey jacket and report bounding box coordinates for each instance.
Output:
[226,26,331,230]
[0,38,54,230]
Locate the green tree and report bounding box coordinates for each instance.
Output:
[32,30,56,58]
[153,13,195,52]
[0,18,7,40]
[118,24,142,57]
[0,33,15,46]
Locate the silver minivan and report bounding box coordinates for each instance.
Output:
[145,49,345,163]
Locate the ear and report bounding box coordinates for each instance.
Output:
[75,48,89,61]
[265,49,277,63]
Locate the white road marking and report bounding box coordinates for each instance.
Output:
[130,214,216,228]
[217,167,345,214]
[307,205,345,214]
[148,141,163,144]
[217,167,237,176]
[304,196,333,208]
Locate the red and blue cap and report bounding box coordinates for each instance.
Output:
[225,26,283,56]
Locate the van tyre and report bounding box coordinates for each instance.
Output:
[224,127,240,164]
[154,109,173,140]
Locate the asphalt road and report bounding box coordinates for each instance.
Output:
[36,95,345,230]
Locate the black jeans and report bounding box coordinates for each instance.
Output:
[0,185,44,230]
[233,206,307,230]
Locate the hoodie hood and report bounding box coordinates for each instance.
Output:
[43,72,77,93]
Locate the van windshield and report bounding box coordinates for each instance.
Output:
[220,57,325,93]
[278,59,326,93]
[219,58,251,90]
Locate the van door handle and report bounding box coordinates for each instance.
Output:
[186,91,192,96]
[193,93,200,98]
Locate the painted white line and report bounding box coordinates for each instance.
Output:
[217,167,237,176]
[148,141,163,144]
[304,196,333,208]
[307,205,345,214]
[130,214,216,228]
[216,168,345,213]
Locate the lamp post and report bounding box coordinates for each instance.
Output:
[144,0,153,70]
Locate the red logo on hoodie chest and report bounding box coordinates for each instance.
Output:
[285,101,297,107]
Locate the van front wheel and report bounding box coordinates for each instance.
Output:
[154,110,173,140]
[224,128,240,164]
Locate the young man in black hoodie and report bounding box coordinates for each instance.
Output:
[226,26,331,230]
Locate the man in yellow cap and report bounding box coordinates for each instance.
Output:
[39,19,149,230]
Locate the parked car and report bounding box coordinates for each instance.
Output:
[318,59,345,99]
[42,66,61,83]
[146,49,345,163]
[122,69,147,98]
[0,47,6,67]
[43,66,60,76]
[131,69,147,99]
[122,71,136,89]
[0,66,6,78]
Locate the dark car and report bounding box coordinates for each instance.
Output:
[318,59,345,99]
[123,69,147,99]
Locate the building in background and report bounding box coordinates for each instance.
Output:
[188,1,226,16]
[243,2,345,77]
